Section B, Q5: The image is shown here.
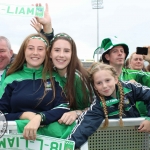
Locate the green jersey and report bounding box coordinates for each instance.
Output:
[120,68,150,87]
[119,68,150,116]
[52,70,91,110]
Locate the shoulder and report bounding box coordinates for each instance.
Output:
[0,71,23,98]
[52,71,66,89]
[123,68,150,76]
[123,68,139,74]
[120,80,144,90]
[74,70,84,81]
[4,70,23,84]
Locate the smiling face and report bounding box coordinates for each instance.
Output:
[0,39,13,70]
[93,69,118,97]
[25,39,46,69]
[105,46,126,67]
[50,39,72,76]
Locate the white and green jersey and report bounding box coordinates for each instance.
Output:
[120,68,150,87]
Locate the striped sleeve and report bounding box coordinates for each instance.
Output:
[67,96,104,148]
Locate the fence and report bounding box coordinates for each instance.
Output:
[2,118,149,150]
[80,117,149,150]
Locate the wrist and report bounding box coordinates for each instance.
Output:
[75,110,82,118]
[36,112,46,123]
[41,28,54,35]
[43,24,52,34]
[35,114,42,122]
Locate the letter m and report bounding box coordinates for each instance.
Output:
[27,8,34,15]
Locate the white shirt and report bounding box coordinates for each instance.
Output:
[0,70,4,81]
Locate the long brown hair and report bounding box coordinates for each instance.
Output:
[88,62,124,128]
[6,33,55,104]
[46,33,93,109]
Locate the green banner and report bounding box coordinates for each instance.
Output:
[0,134,75,150]
[0,4,44,18]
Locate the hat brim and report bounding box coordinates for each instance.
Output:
[102,44,129,64]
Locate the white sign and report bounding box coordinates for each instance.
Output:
[0,134,75,150]
[0,4,44,17]
[0,111,7,138]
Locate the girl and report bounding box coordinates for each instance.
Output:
[67,62,150,148]
[0,33,69,140]
[46,33,93,125]
[31,5,93,122]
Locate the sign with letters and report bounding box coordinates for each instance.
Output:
[0,4,44,17]
[0,134,75,150]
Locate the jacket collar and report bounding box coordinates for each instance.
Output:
[23,64,43,74]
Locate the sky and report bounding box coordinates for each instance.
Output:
[0,0,150,61]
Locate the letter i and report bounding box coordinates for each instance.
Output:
[15,7,18,14]
[59,143,62,150]
[16,137,19,147]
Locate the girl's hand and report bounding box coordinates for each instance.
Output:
[138,120,150,133]
[129,79,137,84]
[30,18,42,33]
[35,3,52,33]
[23,114,41,140]
[58,111,81,125]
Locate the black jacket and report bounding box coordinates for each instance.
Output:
[68,80,150,148]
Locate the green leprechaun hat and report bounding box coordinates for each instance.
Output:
[93,36,129,63]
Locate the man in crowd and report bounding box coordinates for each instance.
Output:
[0,36,13,85]
[128,52,146,71]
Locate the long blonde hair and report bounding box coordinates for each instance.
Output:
[88,62,124,128]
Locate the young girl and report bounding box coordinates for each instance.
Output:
[46,32,93,125]
[67,62,150,148]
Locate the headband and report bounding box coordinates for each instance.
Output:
[30,36,48,46]
[50,33,72,45]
